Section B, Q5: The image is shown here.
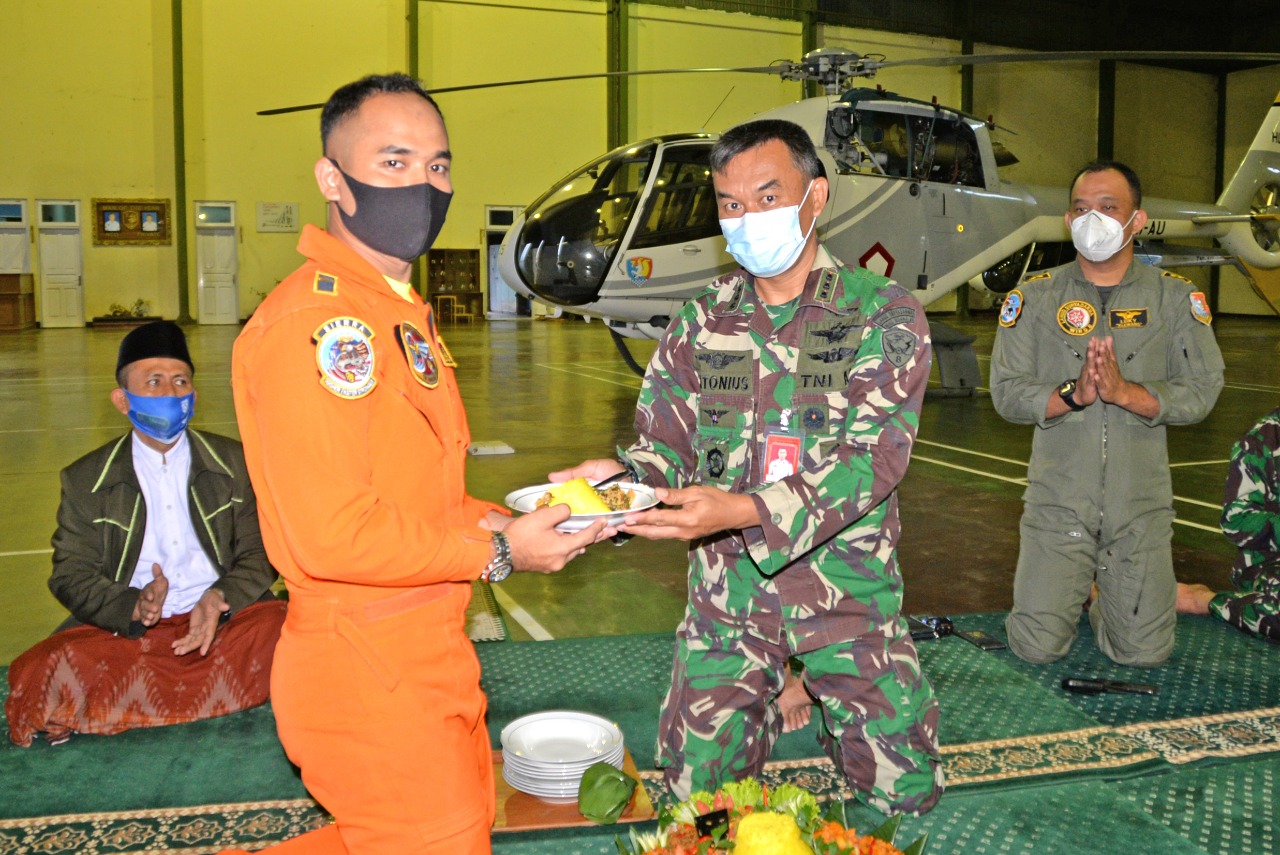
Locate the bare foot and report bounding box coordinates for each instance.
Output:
[778,670,812,733]
[1176,582,1215,615]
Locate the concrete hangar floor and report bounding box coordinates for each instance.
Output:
[0,310,1276,659]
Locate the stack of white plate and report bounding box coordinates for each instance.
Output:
[500,710,625,803]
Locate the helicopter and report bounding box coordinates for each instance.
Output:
[493,49,1280,386]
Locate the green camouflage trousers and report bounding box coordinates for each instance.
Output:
[1209,556,1280,642]
[655,621,944,815]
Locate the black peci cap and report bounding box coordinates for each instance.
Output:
[116,321,194,379]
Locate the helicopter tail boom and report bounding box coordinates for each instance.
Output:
[1214,91,1280,268]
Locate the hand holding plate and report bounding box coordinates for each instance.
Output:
[504,505,607,574]
[619,485,759,541]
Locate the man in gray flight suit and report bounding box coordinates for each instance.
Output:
[990,160,1224,667]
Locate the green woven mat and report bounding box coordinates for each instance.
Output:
[0,799,327,854]
[3,618,1277,853]
[1118,754,1280,853]
[477,630,1099,769]
[951,613,1280,725]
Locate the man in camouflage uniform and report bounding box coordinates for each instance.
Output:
[557,119,943,815]
[991,161,1224,667]
[1178,405,1280,641]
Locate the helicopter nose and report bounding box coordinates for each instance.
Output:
[507,196,614,307]
[497,213,538,303]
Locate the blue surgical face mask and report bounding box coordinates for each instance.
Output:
[124,391,195,444]
[718,180,817,278]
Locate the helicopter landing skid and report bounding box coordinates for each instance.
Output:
[610,327,648,377]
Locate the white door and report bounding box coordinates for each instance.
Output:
[487,241,517,315]
[38,229,83,328]
[196,227,238,324]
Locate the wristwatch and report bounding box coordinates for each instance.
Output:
[1057,378,1086,412]
[481,531,513,583]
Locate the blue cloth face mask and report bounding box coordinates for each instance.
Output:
[718,180,817,278]
[124,391,195,444]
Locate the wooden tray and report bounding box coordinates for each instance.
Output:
[493,746,656,832]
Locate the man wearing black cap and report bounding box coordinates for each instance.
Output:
[4,321,286,747]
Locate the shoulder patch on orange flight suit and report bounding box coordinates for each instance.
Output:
[397,321,439,389]
[312,272,339,295]
[314,317,377,399]
[1161,270,1193,285]
[1189,291,1213,325]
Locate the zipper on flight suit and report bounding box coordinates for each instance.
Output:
[1120,345,1143,615]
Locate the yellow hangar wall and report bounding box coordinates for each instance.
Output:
[0,1,178,320]
[417,0,609,256]
[2,1,1276,323]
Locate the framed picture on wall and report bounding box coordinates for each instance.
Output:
[92,198,171,245]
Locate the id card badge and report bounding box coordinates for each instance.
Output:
[762,408,803,484]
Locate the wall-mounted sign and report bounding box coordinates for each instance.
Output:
[256,202,299,233]
[92,198,171,245]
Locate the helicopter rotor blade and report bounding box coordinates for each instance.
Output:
[258,50,1280,116]
[873,50,1280,71]
[256,66,785,116]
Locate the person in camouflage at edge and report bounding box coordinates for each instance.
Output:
[554,119,943,815]
[1178,405,1280,641]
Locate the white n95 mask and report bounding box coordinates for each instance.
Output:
[1070,209,1137,262]
[719,181,817,278]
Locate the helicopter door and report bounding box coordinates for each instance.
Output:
[918,116,983,285]
[604,141,731,303]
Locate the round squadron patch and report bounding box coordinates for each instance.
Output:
[1056,300,1097,336]
[999,289,1024,328]
[802,405,827,431]
[397,320,439,389]
[314,317,376,399]
[1189,291,1213,325]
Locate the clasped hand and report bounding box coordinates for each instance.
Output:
[1073,337,1156,417]
[1084,336,1130,406]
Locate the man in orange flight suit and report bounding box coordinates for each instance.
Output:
[227,73,606,854]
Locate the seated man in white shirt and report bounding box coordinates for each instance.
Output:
[5,321,286,746]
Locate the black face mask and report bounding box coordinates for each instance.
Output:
[328,158,452,261]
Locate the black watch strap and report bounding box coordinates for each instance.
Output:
[1058,379,1086,412]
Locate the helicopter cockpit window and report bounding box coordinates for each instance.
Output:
[917,116,983,187]
[514,143,656,305]
[598,159,650,243]
[631,144,719,250]
[824,105,983,188]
